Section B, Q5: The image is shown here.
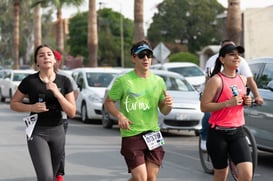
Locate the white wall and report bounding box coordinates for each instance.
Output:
[244,6,273,60]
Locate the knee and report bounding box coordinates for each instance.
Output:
[213,168,228,181]
[147,174,157,181]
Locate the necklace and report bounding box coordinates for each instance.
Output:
[39,73,56,83]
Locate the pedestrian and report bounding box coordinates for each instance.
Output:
[104,40,173,181]
[53,50,79,181]
[199,40,263,151]
[10,44,76,181]
[200,44,253,181]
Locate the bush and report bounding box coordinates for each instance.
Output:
[169,52,198,65]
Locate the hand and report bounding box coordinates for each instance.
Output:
[46,82,60,97]
[31,102,49,113]
[243,95,252,106]
[117,113,133,130]
[163,90,173,108]
[254,96,264,105]
[229,95,244,106]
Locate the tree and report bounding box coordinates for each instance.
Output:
[134,0,144,42]
[13,0,20,69]
[87,0,98,67]
[147,0,225,54]
[33,4,42,48]
[226,0,242,45]
[68,8,134,67]
[34,0,85,54]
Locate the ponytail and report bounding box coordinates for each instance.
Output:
[210,57,222,77]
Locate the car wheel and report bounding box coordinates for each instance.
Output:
[9,89,13,99]
[0,89,5,102]
[195,130,200,136]
[81,103,89,123]
[102,106,113,129]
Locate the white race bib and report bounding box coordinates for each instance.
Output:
[23,114,38,140]
[142,131,165,150]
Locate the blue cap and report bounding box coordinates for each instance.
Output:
[133,44,153,54]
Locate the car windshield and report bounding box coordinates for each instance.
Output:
[159,75,194,91]
[12,73,31,81]
[86,72,115,87]
[168,66,204,77]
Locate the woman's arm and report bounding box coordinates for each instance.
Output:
[201,75,233,112]
[10,89,32,112]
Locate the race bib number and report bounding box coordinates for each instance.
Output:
[142,131,165,150]
[23,114,38,140]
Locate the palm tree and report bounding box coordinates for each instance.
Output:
[134,0,145,42]
[226,0,242,45]
[33,0,84,53]
[87,0,98,67]
[34,4,42,48]
[13,0,20,69]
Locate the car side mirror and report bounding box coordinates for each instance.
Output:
[267,80,273,91]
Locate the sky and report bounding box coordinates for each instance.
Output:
[61,0,273,32]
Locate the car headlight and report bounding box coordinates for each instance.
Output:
[88,94,103,103]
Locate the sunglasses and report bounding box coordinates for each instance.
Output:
[136,52,153,59]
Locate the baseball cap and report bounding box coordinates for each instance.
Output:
[219,44,244,57]
[132,44,153,55]
[53,50,62,61]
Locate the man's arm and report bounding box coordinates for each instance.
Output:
[247,77,263,105]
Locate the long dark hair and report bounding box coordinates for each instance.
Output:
[210,57,222,77]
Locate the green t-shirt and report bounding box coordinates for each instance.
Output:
[108,70,166,137]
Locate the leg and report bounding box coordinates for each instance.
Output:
[207,128,229,181]
[129,164,147,181]
[146,161,160,181]
[213,167,229,181]
[236,162,252,181]
[229,128,253,181]
[57,120,68,176]
[28,134,54,181]
[50,125,65,177]
[200,112,211,140]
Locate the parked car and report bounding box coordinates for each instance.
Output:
[0,69,35,102]
[150,62,205,92]
[102,69,203,135]
[71,67,123,123]
[245,57,273,153]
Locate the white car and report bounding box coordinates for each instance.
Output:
[150,62,205,92]
[71,67,123,123]
[0,69,35,102]
[102,69,203,135]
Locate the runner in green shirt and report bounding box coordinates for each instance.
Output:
[105,40,173,181]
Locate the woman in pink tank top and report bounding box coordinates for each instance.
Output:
[200,44,253,181]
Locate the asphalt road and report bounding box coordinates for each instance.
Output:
[0,102,272,181]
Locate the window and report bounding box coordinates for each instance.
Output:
[259,63,273,89]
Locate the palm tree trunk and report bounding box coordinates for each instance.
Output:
[134,0,145,42]
[34,4,41,48]
[87,0,98,67]
[56,9,64,53]
[13,0,20,69]
[226,0,242,45]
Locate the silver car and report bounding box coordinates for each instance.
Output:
[245,57,273,152]
[102,69,203,135]
[71,67,122,123]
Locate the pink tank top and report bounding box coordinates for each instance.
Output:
[209,72,246,128]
